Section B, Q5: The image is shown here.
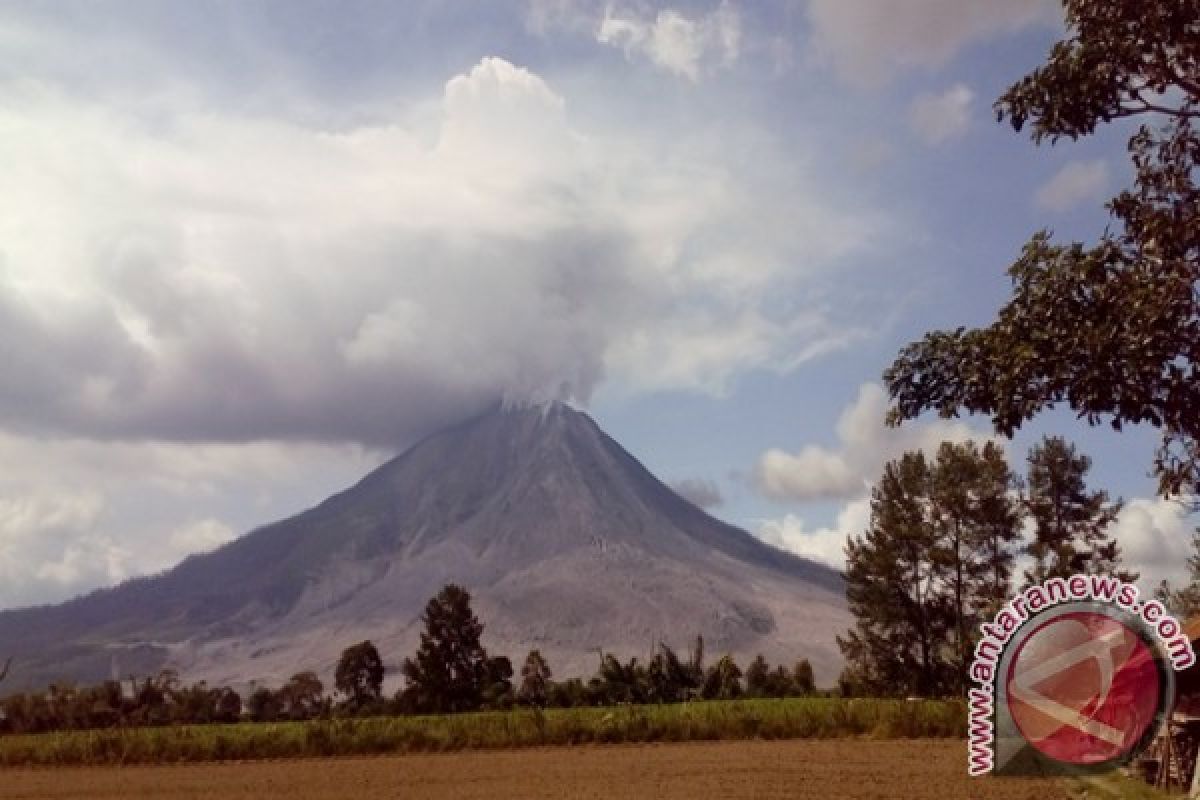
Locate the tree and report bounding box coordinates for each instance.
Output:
[971,442,1026,615]
[246,686,282,722]
[335,640,384,712]
[883,0,1200,509]
[517,650,553,708]
[701,655,743,700]
[588,653,648,705]
[399,584,498,714]
[839,453,952,696]
[766,666,795,698]
[280,671,325,720]
[744,654,770,698]
[546,677,589,708]
[214,688,242,723]
[687,636,705,688]
[930,441,1024,691]
[1023,436,1132,583]
[646,641,702,704]
[481,655,514,710]
[792,659,816,696]
[839,444,1026,696]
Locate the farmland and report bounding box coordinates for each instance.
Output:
[1,739,1072,800]
[0,698,964,767]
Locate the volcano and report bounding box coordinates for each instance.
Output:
[0,404,849,691]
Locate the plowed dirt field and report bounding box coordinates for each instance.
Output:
[2,739,1071,799]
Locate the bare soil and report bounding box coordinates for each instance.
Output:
[2,739,1068,799]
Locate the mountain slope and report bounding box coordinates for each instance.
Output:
[0,404,849,691]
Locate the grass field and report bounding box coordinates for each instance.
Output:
[0,697,965,767]
[0,739,1071,800]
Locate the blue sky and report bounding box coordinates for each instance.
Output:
[0,0,1190,610]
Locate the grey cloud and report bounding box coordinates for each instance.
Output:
[0,432,383,609]
[0,54,878,450]
[2,230,639,447]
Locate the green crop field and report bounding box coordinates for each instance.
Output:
[0,697,966,767]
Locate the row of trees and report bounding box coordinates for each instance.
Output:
[335,585,818,715]
[0,585,819,733]
[0,671,243,734]
[839,435,1132,698]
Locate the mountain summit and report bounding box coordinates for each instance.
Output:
[0,404,848,690]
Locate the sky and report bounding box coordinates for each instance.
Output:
[0,0,1193,611]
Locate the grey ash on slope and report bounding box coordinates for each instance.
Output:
[0,404,848,692]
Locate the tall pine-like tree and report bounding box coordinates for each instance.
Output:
[971,442,1025,615]
[399,584,508,713]
[839,452,952,696]
[930,441,1023,693]
[840,442,1024,696]
[1023,436,1132,584]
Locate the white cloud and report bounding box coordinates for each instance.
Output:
[670,477,724,509]
[758,496,871,569]
[1111,497,1195,591]
[596,2,741,80]
[168,519,236,555]
[806,0,1059,87]
[754,383,991,502]
[909,84,974,144]
[1034,159,1110,211]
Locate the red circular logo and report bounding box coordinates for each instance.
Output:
[1005,611,1162,765]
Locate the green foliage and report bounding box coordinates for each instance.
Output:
[1023,436,1132,584]
[245,687,282,723]
[279,671,326,720]
[398,584,510,713]
[0,697,967,767]
[0,670,242,734]
[839,437,1133,696]
[884,0,1200,508]
[700,655,742,700]
[334,640,384,712]
[517,650,552,708]
[792,659,816,696]
[839,443,1026,697]
[839,453,952,697]
[588,653,649,705]
[744,654,770,697]
[646,639,703,703]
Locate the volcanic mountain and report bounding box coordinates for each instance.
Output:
[0,404,849,691]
